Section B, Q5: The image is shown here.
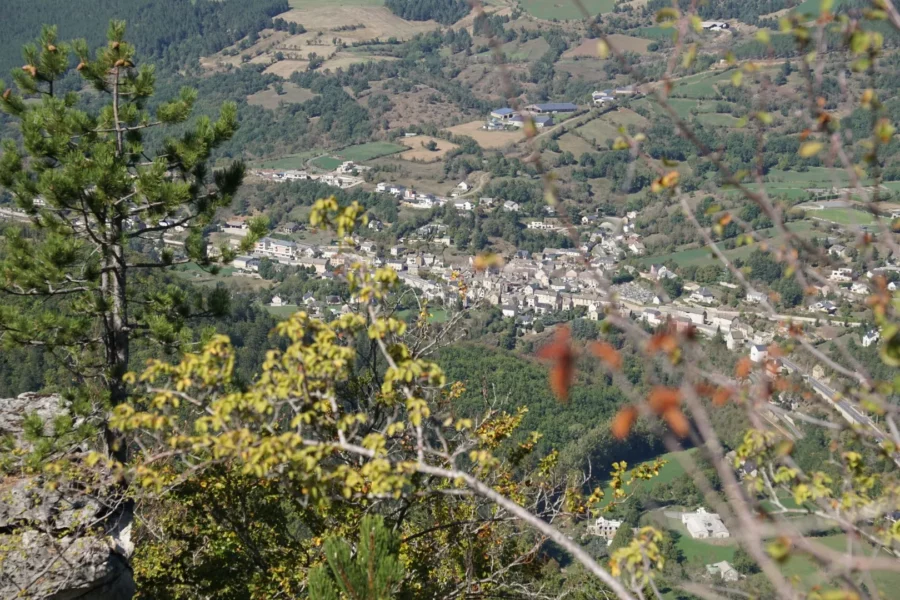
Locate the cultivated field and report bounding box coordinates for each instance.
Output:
[519,0,615,20]
[247,82,318,110]
[311,156,343,170]
[200,30,291,70]
[564,34,651,58]
[554,60,609,82]
[575,108,648,145]
[557,132,595,155]
[263,60,309,78]
[338,142,407,162]
[501,37,550,61]
[446,121,524,149]
[398,136,460,162]
[254,150,323,170]
[278,6,439,43]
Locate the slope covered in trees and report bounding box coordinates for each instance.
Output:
[0,0,288,74]
[385,0,470,25]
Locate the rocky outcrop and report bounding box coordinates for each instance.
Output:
[0,393,134,600]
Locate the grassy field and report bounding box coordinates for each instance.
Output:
[266,304,300,319]
[781,533,900,595]
[575,108,648,145]
[595,449,692,508]
[558,132,596,156]
[256,150,323,170]
[246,82,317,110]
[288,0,383,7]
[812,207,878,225]
[634,25,677,41]
[311,156,343,170]
[520,0,615,20]
[677,535,735,564]
[640,222,815,267]
[672,71,735,99]
[502,37,550,61]
[338,141,406,161]
[696,113,740,127]
[793,0,845,16]
[395,308,449,323]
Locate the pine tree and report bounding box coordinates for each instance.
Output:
[308,515,405,600]
[0,22,263,463]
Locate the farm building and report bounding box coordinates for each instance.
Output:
[524,102,578,114]
[509,114,554,128]
[701,21,729,31]
[681,508,730,539]
[490,107,516,120]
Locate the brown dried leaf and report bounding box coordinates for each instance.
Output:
[590,341,622,370]
[664,408,690,437]
[735,356,752,379]
[612,406,638,440]
[536,326,575,403]
[712,387,733,406]
[648,386,681,414]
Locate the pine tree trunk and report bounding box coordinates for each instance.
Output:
[103,214,130,465]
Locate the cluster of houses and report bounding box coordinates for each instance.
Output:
[486,102,579,131]
[591,85,637,106]
[251,160,366,189]
[375,181,485,211]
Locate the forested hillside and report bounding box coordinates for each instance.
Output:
[0,0,287,74]
[385,0,470,25]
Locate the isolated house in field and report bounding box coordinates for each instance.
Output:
[524,102,578,114]
[706,561,739,582]
[490,107,516,120]
[701,21,729,31]
[863,329,880,347]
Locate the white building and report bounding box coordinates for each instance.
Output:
[745,290,766,304]
[587,516,623,540]
[457,181,470,192]
[682,508,730,539]
[690,287,717,305]
[830,268,854,283]
[502,200,521,212]
[863,329,880,347]
[750,344,768,363]
[706,561,739,582]
[701,21,730,31]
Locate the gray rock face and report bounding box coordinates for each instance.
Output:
[0,393,134,600]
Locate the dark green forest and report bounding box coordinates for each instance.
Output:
[0,0,287,75]
[385,0,471,25]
